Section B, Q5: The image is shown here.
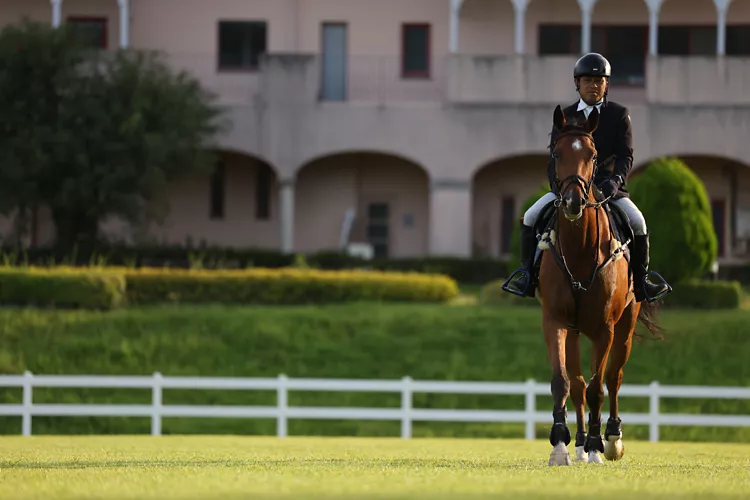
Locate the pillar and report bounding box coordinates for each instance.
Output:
[577,0,598,54]
[50,0,62,28]
[646,0,663,56]
[117,0,130,48]
[279,179,295,253]
[449,0,463,53]
[512,0,529,55]
[714,0,734,55]
[429,179,471,257]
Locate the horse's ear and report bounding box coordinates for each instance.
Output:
[586,107,600,134]
[553,105,565,131]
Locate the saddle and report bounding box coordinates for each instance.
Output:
[530,192,634,279]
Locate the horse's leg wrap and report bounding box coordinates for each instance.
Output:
[584,415,605,453]
[605,416,622,440]
[549,407,571,446]
[575,431,586,448]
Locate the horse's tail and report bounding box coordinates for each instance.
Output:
[635,300,665,341]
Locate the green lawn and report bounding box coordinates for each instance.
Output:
[1,436,749,499]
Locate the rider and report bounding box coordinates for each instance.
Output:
[503,52,672,304]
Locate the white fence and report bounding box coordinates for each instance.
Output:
[1,372,749,441]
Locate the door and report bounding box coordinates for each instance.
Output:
[321,23,347,101]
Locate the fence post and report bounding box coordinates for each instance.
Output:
[151,372,162,436]
[401,376,412,439]
[525,379,536,440]
[277,374,288,438]
[22,370,33,437]
[649,380,660,442]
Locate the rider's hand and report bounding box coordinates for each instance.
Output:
[598,177,619,199]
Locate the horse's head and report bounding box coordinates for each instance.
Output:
[550,105,600,221]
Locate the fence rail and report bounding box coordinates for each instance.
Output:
[1,372,749,441]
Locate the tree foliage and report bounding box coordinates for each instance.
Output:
[628,157,717,283]
[0,19,228,248]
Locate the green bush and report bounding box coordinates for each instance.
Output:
[628,157,717,283]
[663,279,743,309]
[122,267,459,305]
[0,266,125,310]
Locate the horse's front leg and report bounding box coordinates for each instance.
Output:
[585,326,614,464]
[543,312,572,466]
[566,332,588,462]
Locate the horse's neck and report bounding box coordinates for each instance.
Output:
[556,204,604,262]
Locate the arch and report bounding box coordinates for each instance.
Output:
[471,153,549,258]
[295,151,430,258]
[660,0,717,25]
[146,149,280,249]
[631,154,750,261]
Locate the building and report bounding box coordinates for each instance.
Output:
[1,0,750,264]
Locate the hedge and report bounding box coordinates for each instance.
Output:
[0,266,125,310]
[478,277,743,310]
[0,266,459,308]
[123,267,459,305]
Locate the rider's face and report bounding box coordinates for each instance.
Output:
[577,75,607,105]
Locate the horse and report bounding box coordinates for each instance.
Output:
[537,105,662,466]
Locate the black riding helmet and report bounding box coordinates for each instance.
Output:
[574,52,611,79]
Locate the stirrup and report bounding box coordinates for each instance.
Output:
[501,268,532,297]
[641,271,672,303]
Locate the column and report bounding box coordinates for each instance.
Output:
[512,0,529,55]
[117,0,130,48]
[646,0,663,56]
[429,179,471,257]
[50,0,62,28]
[577,0,598,54]
[449,0,463,53]
[714,0,733,55]
[279,179,295,253]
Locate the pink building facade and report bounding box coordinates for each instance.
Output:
[2,0,750,264]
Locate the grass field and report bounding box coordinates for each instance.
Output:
[1,436,749,499]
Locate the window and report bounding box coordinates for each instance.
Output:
[67,17,107,49]
[402,24,430,78]
[712,199,726,257]
[659,26,716,55]
[218,21,267,70]
[500,197,515,255]
[255,164,272,220]
[209,161,225,219]
[367,203,390,258]
[539,25,580,55]
[727,25,750,55]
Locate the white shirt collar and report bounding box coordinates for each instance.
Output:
[577,98,603,118]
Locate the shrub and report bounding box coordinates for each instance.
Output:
[122,267,459,305]
[663,279,743,309]
[628,157,717,283]
[0,266,125,310]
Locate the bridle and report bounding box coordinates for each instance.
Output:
[550,128,612,209]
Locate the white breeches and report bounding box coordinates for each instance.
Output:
[523,191,647,236]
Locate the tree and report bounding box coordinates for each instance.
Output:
[628,157,717,283]
[0,20,228,249]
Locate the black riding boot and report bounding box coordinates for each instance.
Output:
[632,234,672,303]
[502,224,538,298]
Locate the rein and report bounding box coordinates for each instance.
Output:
[541,128,626,332]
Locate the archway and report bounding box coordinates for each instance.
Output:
[295,152,430,258]
[471,154,548,258]
[137,150,280,248]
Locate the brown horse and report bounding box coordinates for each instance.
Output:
[538,105,662,466]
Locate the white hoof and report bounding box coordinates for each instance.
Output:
[574,445,588,463]
[604,435,625,461]
[588,450,604,464]
[548,443,572,466]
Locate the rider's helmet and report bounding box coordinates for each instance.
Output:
[574,52,611,102]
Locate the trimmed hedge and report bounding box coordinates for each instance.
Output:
[0,266,459,308]
[0,266,125,310]
[662,279,743,310]
[123,267,459,305]
[478,277,743,310]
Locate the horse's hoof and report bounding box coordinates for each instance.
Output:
[548,443,572,466]
[588,450,604,464]
[604,435,625,461]
[574,445,589,463]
